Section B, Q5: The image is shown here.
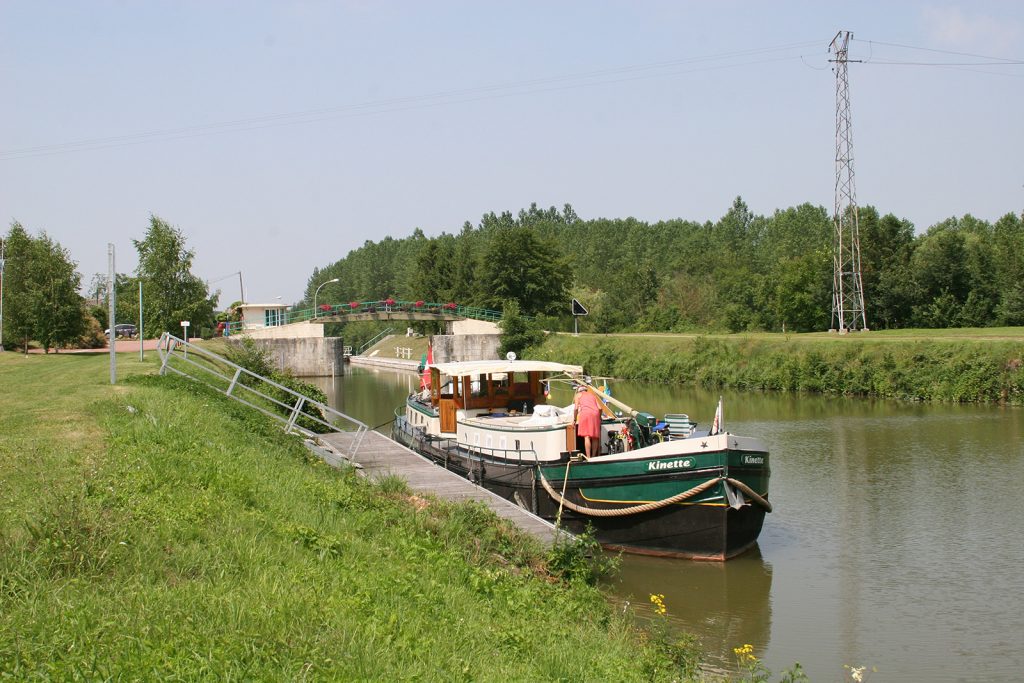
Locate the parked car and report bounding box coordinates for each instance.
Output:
[104,324,138,338]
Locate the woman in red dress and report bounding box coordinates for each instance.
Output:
[574,385,603,459]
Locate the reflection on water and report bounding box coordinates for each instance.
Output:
[314,365,421,432]
[314,365,1024,682]
[610,547,773,672]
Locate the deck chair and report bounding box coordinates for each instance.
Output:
[663,413,696,439]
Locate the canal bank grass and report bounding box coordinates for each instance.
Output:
[358,333,431,360]
[538,330,1024,404]
[0,352,694,681]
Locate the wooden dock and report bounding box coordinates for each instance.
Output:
[318,430,566,547]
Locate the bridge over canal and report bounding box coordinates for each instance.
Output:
[220,299,504,376]
[224,299,503,337]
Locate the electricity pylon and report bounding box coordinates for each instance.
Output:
[829,30,868,332]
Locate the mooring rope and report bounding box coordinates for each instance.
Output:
[554,457,573,527]
[539,472,720,517]
[537,472,772,517]
[373,416,397,431]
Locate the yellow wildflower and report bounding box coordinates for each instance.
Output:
[732,643,757,664]
[648,593,667,615]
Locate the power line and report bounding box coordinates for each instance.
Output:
[0,40,822,161]
[861,59,1024,66]
[854,38,1023,75]
[852,37,1024,69]
[852,38,1022,63]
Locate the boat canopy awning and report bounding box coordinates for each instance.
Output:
[429,359,583,378]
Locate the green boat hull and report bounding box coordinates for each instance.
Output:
[537,449,769,560]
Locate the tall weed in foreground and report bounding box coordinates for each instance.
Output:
[546,525,620,586]
[731,642,807,682]
[641,593,703,681]
[223,336,335,433]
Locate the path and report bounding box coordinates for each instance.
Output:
[22,338,166,355]
[320,430,566,547]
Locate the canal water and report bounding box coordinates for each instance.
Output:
[313,366,1024,682]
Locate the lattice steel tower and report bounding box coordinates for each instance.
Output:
[829,31,868,332]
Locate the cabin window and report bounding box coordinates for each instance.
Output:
[439,378,453,400]
[510,372,531,398]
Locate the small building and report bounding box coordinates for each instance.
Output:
[230,303,324,341]
[238,303,290,331]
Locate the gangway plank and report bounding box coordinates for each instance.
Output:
[320,431,567,547]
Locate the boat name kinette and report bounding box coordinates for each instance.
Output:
[648,458,694,471]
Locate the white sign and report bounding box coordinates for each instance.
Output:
[180,321,190,327]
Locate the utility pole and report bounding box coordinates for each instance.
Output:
[829,30,868,333]
[0,236,5,352]
[108,244,116,384]
[206,270,245,306]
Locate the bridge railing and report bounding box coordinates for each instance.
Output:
[221,299,512,337]
[156,332,369,465]
[308,300,505,322]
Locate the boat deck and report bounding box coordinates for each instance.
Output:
[319,430,568,547]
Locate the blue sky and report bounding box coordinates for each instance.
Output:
[2,1,1021,306]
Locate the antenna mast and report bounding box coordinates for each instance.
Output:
[829,30,868,332]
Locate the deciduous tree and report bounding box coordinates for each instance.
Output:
[478,226,569,316]
[2,222,86,353]
[133,215,215,336]
[498,299,544,358]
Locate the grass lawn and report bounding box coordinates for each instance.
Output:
[0,351,693,680]
[359,334,431,360]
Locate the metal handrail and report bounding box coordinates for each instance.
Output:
[156,332,368,464]
[358,327,394,354]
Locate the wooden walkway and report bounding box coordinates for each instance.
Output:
[319,430,566,547]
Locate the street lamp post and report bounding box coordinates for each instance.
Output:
[139,280,144,361]
[313,278,340,318]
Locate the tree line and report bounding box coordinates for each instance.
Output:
[4,199,1021,353]
[1,216,216,352]
[302,199,1024,334]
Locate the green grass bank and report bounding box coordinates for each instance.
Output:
[0,351,707,681]
[534,329,1024,405]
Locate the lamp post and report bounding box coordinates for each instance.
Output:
[313,278,340,318]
